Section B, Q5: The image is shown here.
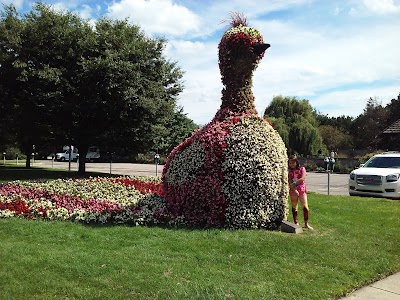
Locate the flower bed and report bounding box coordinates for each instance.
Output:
[0,176,170,226]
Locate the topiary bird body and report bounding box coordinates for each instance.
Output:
[162,16,288,229]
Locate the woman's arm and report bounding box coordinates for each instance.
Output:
[293,167,307,186]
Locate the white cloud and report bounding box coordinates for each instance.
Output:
[9,0,399,125]
[348,0,400,16]
[47,1,100,20]
[163,4,400,124]
[1,0,24,9]
[249,17,400,118]
[77,4,97,19]
[333,6,341,16]
[50,2,69,12]
[106,0,201,37]
[199,0,312,20]
[309,85,400,118]
[165,40,218,69]
[362,0,400,14]
[165,39,222,124]
[114,0,399,124]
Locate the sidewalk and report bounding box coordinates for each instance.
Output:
[340,272,400,299]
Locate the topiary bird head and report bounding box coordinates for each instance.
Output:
[218,13,270,86]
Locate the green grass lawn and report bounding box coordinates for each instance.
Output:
[1,165,400,299]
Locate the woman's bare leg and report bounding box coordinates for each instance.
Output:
[299,193,313,229]
[290,191,299,225]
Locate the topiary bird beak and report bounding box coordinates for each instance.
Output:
[252,43,270,55]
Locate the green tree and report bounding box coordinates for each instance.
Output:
[318,125,354,151]
[263,95,324,155]
[316,114,354,134]
[315,114,355,152]
[381,93,400,150]
[0,6,18,152]
[0,3,184,172]
[267,117,289,146]
[385,93,400,125]
[162,107,199,153]
[61,17,183,172]
[352,97,389,150]
[0,4,92,167]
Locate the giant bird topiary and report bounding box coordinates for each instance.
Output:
[161,13,288,229]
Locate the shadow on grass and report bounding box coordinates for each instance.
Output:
[0,164,120,182]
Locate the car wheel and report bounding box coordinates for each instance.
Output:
[60,157,65,162]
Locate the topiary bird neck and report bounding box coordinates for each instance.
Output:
[213,74,257,121]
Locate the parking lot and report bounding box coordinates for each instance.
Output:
[34,160,350,196]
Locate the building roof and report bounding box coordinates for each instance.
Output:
[383,119,400,134]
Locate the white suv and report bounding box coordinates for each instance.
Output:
[348,152,400,199]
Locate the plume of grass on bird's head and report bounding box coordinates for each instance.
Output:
[220,12,262,40]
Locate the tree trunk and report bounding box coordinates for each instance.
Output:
[25,148,31,168]
[77,144,88,174]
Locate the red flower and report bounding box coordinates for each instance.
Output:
[108,177,162,195]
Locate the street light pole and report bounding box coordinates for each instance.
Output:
[109,152,113,175]
[68,145,72,171]
[327,171,330,195]
[32,145,36,164]
[154,153,160,177]
[325,155,336,195]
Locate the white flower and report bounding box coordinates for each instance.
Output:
[0,209,15,218]
[165,140,206,185]
[222,116,288,229]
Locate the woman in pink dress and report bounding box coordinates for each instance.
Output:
[288,155,313,229]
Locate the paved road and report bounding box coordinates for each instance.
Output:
[34,160,163,177]
[306,171,349,196]
[34,160,349,196]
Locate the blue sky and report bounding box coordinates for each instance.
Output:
[3,0,400,125]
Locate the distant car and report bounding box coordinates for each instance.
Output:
[54,145,100,162]
[55,151,79,162]
[86,146,100,162]
[348,152,400,199]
